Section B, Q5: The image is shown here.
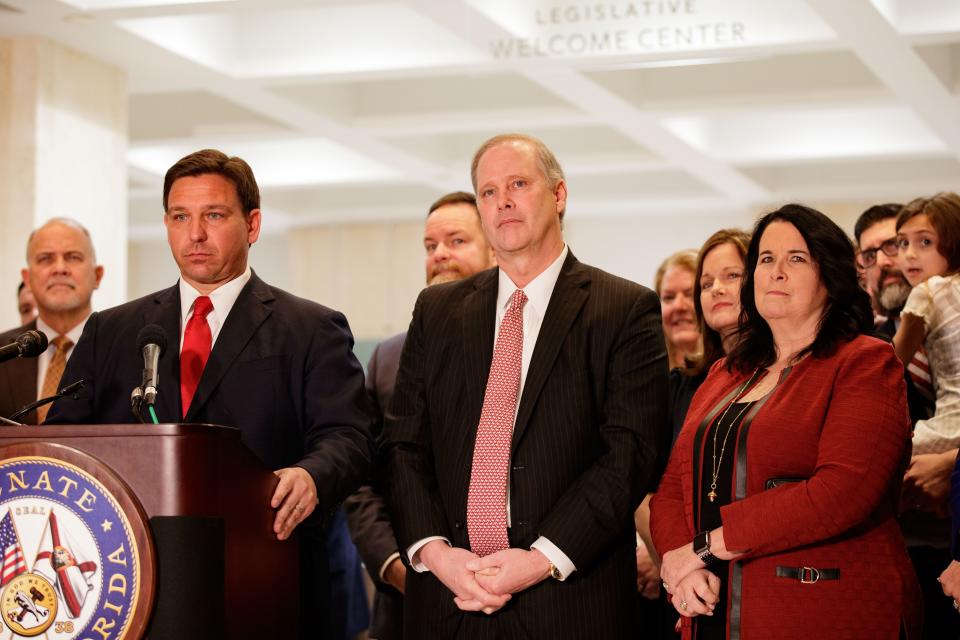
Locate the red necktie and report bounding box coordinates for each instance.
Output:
[467,289,527,557]
[180,296,213,418]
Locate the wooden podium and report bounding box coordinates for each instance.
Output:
[0,423,299,639]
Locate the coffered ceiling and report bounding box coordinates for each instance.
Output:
[2,0,959,236]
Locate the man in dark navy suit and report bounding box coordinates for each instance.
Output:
[48,149,372,638]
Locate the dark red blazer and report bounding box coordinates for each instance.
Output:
[651,335,921,639]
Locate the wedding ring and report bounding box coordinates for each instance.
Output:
[953,599,959,611]
[679,600,688,611]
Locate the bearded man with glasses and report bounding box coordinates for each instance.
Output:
[855,203,956,639]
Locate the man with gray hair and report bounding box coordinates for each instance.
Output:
[385,134,668,637]
[0,218,103,423]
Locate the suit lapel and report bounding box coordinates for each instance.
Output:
[184,272,274,422]
[512,253,590,452]
[145,284,184,422]
[460,270,498,447]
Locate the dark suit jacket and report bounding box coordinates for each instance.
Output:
[344,331,406,639]
[46,271,373,637]
[385,252,669,639]
[0,320,39,424]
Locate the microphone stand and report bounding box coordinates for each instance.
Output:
[6,379,86,424]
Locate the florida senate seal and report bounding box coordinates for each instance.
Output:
[0,445,154,639]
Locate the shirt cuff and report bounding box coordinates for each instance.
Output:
[406,536,450,572]
[377,551,402,583]
[531,536,576,581]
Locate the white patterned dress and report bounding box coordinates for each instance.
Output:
[904,273,960,454]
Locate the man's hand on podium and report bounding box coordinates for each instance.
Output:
[271,466,318,540]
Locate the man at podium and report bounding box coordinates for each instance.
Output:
[46,149,373,637]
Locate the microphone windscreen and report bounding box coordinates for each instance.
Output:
[137,324,168,357]
[16,330,48,357]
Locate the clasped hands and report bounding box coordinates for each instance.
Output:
[419,540,552,615]
[660,542,720,618]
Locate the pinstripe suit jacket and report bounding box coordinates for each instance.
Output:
[385,251,669,639]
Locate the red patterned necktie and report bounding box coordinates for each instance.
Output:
[467,288,527,557]
[180,296,213,418]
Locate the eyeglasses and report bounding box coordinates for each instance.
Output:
[856,238,899,269]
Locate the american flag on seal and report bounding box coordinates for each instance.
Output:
[0,510,26,586]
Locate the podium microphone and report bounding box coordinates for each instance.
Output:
[0,330,48,364]
[132,325,167,423]
[6,379,86,424]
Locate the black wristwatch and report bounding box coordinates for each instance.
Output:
[694,530,717,566]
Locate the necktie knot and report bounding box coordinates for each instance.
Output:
[51,335,72,352]
[509,289,527,313]
[192,296,213,320]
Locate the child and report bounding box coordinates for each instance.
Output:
[893,192,960,455]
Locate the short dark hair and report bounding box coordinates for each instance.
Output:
[163,149,260,215]
[685,228,751,377]
[896,192,960,273]
[427,191,477,218]
[854,203,902,245]
[17,281,25,295]
[727,204,873,374]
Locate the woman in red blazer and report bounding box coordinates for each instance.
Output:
[651,204,921,639]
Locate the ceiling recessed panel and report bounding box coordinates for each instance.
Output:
[274,73,578,118]
[63,0,232,8]
[742,155,960,199]
[128,138,401,185]
[915,43,960,94]
[116,3,487,77]
[585,52,886,107]
[871,0,960,37]
[130,91,292,140]
[386,125,658,170]
[265,183,448,221]
[569,169,716,200]
[664,105,946,164]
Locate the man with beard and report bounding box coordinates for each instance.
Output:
[344,191,496,639]
[855,203,954,639]
[0,218,104,423]
[855,204,935,421]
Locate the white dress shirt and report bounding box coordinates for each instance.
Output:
[177,267,252,350]
[35,316,88,398]
[407,245,577,580]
